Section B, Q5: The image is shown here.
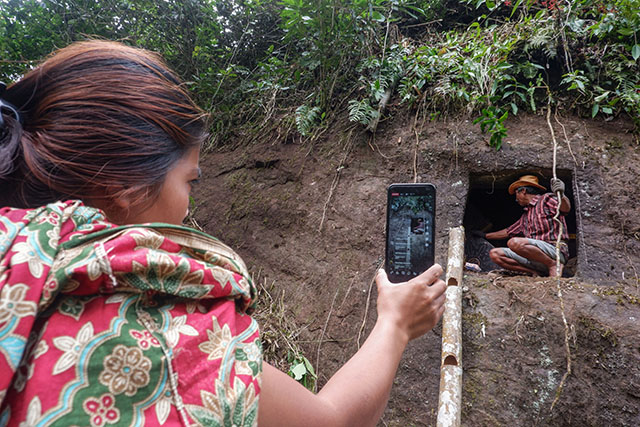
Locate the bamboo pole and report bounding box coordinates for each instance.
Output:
[437,226,465,427]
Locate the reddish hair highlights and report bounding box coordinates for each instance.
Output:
[0,40,208,209]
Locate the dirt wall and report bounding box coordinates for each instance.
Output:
[192,112,640,425]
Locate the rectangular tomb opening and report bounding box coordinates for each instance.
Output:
[463,170,578,277]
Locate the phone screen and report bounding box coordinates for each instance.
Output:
[385,183,436,283]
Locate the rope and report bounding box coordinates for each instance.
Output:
[547,104,563,278]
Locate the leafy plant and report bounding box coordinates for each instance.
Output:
[473,106,509,149]
[561,70,589,95]
[287,351,317,391]
[348,99,379,126]
[295,104,323,136]
[253,274,317,391]
[2,0,639,148]
[348,43,409,128]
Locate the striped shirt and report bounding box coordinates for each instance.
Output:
[507,193,569,258]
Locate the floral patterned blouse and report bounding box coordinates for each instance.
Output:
[0,200,261,426]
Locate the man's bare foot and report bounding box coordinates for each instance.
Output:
[548,263,563,278]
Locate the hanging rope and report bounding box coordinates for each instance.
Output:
[547,102,564,278]
[545,97,572,412]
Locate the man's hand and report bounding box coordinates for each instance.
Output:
[550,178,565,195]
[470,230,486,239]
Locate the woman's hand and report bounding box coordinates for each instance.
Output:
[375,264,447,343]
[258,264,447,427]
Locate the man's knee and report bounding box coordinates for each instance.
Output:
[489,248,503,262]
[507,237,526,252]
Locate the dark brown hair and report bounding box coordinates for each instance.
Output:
[0,40,208,209]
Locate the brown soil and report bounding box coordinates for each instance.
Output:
[192,112,640,426]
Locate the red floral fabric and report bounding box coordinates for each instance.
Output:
[0,200,261,426]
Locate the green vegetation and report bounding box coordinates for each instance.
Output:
[593,285,640,305]
[2,0,639,149]
[578,316,618,347]
[287,352,317,391]
[252,272,318,389]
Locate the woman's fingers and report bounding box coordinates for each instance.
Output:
[375,268,390,286]
[377,263,444,288]
[375,264,448,341]
[428,278,447,302]
[409,263,444,286]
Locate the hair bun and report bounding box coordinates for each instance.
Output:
[0,81,23,125]
[0,114,23,177]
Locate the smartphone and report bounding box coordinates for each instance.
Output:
[385,183,436,283]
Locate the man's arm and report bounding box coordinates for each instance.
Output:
[559,195,571,214]
[485,228,509,240]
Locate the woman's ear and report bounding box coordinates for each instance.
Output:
[89,185,142,224]
[111,193,132,210]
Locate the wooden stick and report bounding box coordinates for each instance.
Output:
[437,226,465,427]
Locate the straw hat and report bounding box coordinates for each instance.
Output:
[508,175,547,195]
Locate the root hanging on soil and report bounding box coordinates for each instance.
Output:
[546,102,573,412]
[338,272,359,312]
[413,129,419,183]
[550,281,573,413]
[554,111,589,268]
[357,260,383,349]
[514,315,524,342]
[554,112,578,167]
[367,133,391,159]
[315,280,342,389]
[318,137,353,233]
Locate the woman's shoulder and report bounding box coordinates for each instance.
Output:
[1,199,107,223]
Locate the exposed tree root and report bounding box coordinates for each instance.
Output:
[546,102,573,413]
[318,137,353,232]
[357,260,383,348]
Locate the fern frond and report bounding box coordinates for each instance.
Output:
[295,105,322,136]
[525,25,557,59]
[348,99,379,126]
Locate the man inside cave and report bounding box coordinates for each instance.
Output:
[472,174,571,278]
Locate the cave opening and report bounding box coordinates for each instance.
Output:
[463,170,578,277]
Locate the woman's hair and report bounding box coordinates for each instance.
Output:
[0,40,208,209]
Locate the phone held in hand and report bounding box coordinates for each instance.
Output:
[385,183,436,283]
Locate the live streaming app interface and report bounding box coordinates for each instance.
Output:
[387,191,435,278]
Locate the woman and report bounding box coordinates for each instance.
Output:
[0,41,446,426]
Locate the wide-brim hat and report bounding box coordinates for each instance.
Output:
[508,175,547,195]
